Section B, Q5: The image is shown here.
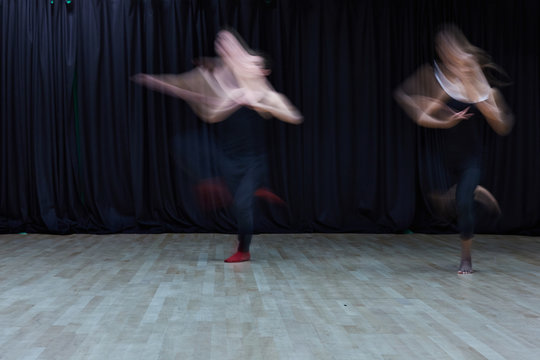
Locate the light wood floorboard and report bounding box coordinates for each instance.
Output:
[0,233,538,359]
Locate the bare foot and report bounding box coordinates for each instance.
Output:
[458,257,474,274]
[459,238,473,274]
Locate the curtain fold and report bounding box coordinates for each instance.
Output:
[1,0,538,235]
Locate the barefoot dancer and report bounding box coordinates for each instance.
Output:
[395,24,513,274]
[133,29,302,263]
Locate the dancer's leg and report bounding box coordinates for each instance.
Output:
[224,159,260,262]
[455,167,480,274]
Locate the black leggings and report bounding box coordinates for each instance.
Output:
[222,156,263,252]
[172,132,263,252]
[454,167,481,239]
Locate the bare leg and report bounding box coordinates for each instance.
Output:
[458,237,473,274]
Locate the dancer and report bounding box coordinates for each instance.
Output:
[133,29,303,263]
[395,24,513,274]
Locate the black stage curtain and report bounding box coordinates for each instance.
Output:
[1,0,539,235]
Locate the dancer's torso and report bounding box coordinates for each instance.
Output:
[441,99,483,170]
[434,63,487,170]
[213,107,267,158]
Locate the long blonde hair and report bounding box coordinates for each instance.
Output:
[435,24,510,87]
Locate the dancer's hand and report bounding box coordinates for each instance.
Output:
[231,88,266,106]
[449,106,473,124]
[249,91,303,124]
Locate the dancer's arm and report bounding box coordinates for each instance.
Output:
[131,72,240,123]
[236,78,303,124]
[475,88,514,135]
[394,88,471,129]
[131,73,221,105]
[250,91,303,124]
[394,65,471,129]
[198,99,240,123]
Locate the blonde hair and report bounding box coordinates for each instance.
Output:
[436,24,510,86]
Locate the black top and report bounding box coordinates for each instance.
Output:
[440,98,483,171]
[213,107,267,158]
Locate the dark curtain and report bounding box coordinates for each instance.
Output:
[1,0,539,235]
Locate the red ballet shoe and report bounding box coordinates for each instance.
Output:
[224,251,251,263]
[254,188,286,206]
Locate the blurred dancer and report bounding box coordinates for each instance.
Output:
[133,29,302,263]
[395,24,513,274]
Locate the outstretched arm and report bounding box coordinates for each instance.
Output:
[131,70,241,123]
[131,73,222,106]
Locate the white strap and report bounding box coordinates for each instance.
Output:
[434,62,489,103]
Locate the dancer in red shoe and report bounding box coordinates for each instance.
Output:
[395,24,513,274]
[133,29,302,263]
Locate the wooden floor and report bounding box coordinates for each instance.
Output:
[0,233,538,360]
